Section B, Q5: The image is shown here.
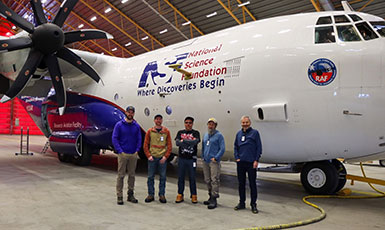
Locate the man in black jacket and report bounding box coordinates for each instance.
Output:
[175,116,201,204]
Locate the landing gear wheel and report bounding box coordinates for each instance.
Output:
[331,159,347,193]
[380,160,385,167]
[73,143,93,166]
[300,161,339,195]
[58,152,71,163]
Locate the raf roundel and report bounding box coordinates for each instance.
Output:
[307,58,337,86]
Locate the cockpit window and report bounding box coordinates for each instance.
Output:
[317,16,332,25]
[334,15,350,23]
[337,25,361,42]
[348,14,362,22]
[356,22,378,40]
[370,21,385,37]
[315,26,336,44]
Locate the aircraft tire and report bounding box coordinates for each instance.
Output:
[57,153,71,163]
[331,159,347,193]
[380,160,385,167]
[300,161,339,195]
[73,144,93,166]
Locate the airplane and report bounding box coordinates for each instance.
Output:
[0,0,384,195]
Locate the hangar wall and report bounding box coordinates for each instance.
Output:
[0,99,42,135]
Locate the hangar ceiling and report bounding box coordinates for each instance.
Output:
[3,0,385,57]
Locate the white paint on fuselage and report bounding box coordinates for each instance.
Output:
[9,11,385,163]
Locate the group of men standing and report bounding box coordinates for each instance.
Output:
[112,105,262,214]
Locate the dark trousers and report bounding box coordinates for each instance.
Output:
[237,161,257,205]
[177,157,197,196]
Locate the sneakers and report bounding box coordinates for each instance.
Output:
[191,195,198,204]
[145,195,154,203]
[159,195,167,203]
[127,191,138,203]
[117,197,123,205]
[175,194,184,203]
[251,204,259,214]
[234,203,246,210]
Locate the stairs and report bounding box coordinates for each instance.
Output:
[0,98,43,135]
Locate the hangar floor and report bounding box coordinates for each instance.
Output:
[0,135,384,230]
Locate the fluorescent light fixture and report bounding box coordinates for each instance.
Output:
[121,0,129,3]
[105,8,111,13]
[182,21,191,26]
[111,48,117,51]
[206,12,217,18]
[90,16,97,22]
[125,42,132,46]
[159,29,168,34]
[141,36,149,40]
[78,24,84,28]
[238,1,250,7]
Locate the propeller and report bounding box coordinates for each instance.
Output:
[0,0,113,115]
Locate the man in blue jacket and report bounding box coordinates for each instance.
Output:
[233,116,262,214]
[112,106,142,205]
[202,118,225,209]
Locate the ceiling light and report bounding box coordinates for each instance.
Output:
[206,12,217,18]
[238,1,250,7]
[141,36,148,40]
[125,42,131,46]
[111,48,117,51]
[182,21,191,26]
[78,24,84,28]
[90,16,97,22]
[121,0,129,3]
[159,29,168,34]
[41,0,47,3]
[105,8,111,13]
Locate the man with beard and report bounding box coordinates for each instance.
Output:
[202,118,225,209]
[175,116,200,204]
[233,116,262,214]
[112,106,142,205]
[143,114,172,203]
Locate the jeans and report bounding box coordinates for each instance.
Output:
[237,161,257,205]
[147,157,167,196]
[177,157,197,196]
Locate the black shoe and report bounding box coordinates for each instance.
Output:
[117,197,124,205]
[145,195,154,203]
[127,192,138,203]
[251,204,259,214]
[208,197,217,209]
[234,203,246,210]
[203,195,212,205]
[159,195,167,203]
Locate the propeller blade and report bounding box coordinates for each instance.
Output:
[0,49,43,103]
[64,29,113,45]
[0,2,34,33]
[56,47,101,83]
[53,0,79,27]
[30,0,47,25]
[45,55,66,114]
[0,37,33,52]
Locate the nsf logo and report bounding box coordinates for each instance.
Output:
[308,58,337,86]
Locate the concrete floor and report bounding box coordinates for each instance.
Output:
[0,135,384,230]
